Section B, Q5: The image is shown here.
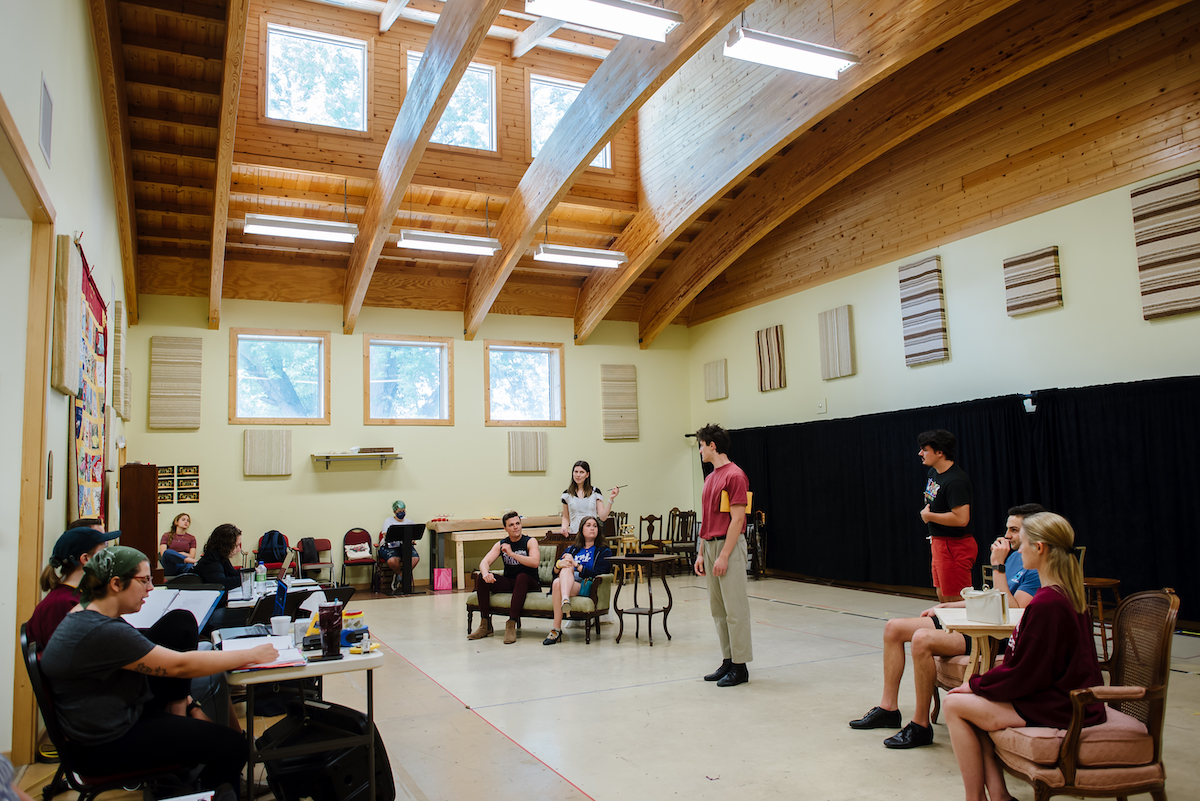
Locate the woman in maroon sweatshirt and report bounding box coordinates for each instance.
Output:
[943,512,1105,801]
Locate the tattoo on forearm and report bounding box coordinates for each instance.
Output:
[133,662,169,677]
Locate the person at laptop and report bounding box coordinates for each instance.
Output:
[41,546,276,797]
[196,524,251,632]
[379,500,419,594]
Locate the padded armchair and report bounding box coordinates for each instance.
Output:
[988,588,1179,801]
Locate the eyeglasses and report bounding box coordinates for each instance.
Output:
[132,575,153,586]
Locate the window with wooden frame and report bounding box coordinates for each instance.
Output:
[529,74,611,169]
[230,329,331,425]
[407,50,497,152]
[364,334,453,425]
[484,341,565,427]
[263,22,371,134]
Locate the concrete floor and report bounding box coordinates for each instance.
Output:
[20,578,1199,801]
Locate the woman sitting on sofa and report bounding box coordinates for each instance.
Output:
[943,512,1105,801]
[543,515,612,645]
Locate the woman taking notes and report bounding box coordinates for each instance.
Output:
[41,546,276,795]
[943,512,1104,801]
[543,516,613,645]
[560,460,619,536]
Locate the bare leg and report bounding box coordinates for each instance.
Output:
[910,627,968,727]
[551,566,577,629]
[944,692,1024,801]
[387,556,401,575]
[880,617,937,710]
[939,590,965,603]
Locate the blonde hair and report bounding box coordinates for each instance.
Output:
[1021,512,1085,613]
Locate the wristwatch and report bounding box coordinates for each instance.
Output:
[991,562,1006,572]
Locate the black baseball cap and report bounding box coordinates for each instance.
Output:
[50,527,117,567]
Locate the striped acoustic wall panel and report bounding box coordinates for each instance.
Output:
[112,301,129,420]
[244,430,292,476]
[508,431,547,472]
[898,256,949,366]
[1003,246,1062,316]
[1131,170,1200,320]
[50,234,82,396]
[122,368,132,421]
[148,336,203,429]
[818,305,854,380]
[704,359,727,401]
[600,364,639,440]
[755,325,786,392]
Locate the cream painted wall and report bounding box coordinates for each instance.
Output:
[125,297,695,578]
[1,0,132,753]
[687,162,1200,434]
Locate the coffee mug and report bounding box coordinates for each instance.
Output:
[270,615,291,637]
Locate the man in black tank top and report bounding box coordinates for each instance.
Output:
[468,511,542,644]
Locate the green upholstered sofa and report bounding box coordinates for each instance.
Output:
[465,545,614,643]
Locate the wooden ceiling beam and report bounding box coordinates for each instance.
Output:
[461,0,755,341]
[124,70,222,98]
[511,16,562,59]
[380,0,410,32]
[342,0,507,335]
[128,105,218,129]
[88,0,140,323]
[573,0,1027,346]
[635,0,1185,347]
[208,0,249,330]
[119,0,227,24]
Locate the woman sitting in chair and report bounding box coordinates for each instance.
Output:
[27,524,111,651]
[543,516,612,645]
[943,512,1105,801]
[196,523,252,633]
[40,546,276,796]
[160,513,198,576]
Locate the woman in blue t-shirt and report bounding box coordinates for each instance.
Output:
[544,516,612,645]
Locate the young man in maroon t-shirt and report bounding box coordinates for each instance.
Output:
[693,423,753,687]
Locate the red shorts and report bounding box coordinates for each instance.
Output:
[930,536,977,594]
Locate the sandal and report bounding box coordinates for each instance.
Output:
[542,629,562,645]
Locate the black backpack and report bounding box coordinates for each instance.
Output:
[259,530,288,563]
[298,537,319,565]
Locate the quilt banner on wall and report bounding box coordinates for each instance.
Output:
[68,243,107,520]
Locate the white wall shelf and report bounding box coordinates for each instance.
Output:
[311,453,402,470]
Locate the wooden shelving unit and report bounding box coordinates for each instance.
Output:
[311,453,402,470]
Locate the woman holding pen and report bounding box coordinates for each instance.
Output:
[560,460,620,536]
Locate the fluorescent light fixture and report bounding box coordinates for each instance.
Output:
[243,213,359,243]
[397,229,501,256]
[534,243,626,268]
[525,0,682,42]
[723,24,858,79]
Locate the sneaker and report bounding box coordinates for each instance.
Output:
[467,621,494,640]
[704,658,733,682]
[503,620,518,644]
[849,706,902,730]
[716,663,749,687]
[391,574,400,593]
[884,721,935,749]
[542,629,562,645]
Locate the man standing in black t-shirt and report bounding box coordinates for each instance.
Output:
[468,511,542,644]
[917,429,974,602]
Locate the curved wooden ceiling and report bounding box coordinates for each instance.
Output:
[90,0,1200,344]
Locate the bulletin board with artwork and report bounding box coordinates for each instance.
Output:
[67,239,107,520]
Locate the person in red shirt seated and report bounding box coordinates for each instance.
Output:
[943,512,1105,801]
[27,522,112,651]
[159,513,198,576]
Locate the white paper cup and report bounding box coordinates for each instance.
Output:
[270,615,291,637]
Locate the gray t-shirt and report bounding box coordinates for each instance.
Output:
[40,609,156,745]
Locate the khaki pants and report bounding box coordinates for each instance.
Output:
[703,536,753,664]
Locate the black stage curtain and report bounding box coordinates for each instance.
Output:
[723,375,1198,620]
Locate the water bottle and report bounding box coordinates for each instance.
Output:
[255,561,267,584]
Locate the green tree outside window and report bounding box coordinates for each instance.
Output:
[369,341,447,419]
[237,336,324,419]
[408,52,495,150]
[266,25,367,132]
[530,75,610,168]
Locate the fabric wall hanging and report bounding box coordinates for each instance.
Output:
[149,336,203,429]
[50,234,82,396]
[1003,246,1062,316]
[600,364,638,440]
[67,237,107,520]
[755,325,786,392]
[704,359,727,401]
[508,430,547,472]
[1130,170,1200,320]
[898,256,949,366]
[112,300,129,420]
[244,429,292,476]
[818,305,854,380]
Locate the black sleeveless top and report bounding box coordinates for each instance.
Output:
[499,534,540,581]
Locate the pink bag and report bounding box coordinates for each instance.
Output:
[433,568,452,592]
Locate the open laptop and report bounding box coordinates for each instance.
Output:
[275,549,295,581]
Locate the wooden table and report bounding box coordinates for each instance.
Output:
[425,516,560,588]
[608,554,684,645]
[225,646,384,800]
[935,607,1024,679]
